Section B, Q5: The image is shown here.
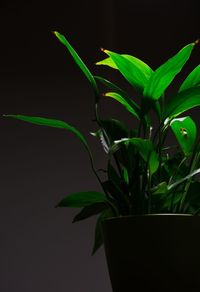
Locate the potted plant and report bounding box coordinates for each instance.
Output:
[4,32,200,291]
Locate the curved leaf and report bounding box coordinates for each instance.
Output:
[113,138,159,175]
[96,54,153,80]
[179,64,200,92]
[94,76,141,117]
[92,208,114,255]
[54,31,99,98]
[101,49,151,90]
[168,168,200,191]
[104,92,140,119]
[72,202,108,222]
[163,87,200,119]
[56,191,108,208]
[144,42,196,100]
[170,116,197,155]
[4,114,91,153]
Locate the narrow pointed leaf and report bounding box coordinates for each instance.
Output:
[179,64,200,92]
[104,92,140,119]
[54,31,99,97]
[96,54,153,80]
[170,116,197,155]
[102,49,152,90]
[144,42,196,100]
[168,168,200,191]
[92,208,114,255]
[72,202,108,222]
[163,87,200,119]
[4,114,91,153]
[56,191,108,208]
[151,182,168,195]
[95,76,141,117]
[122,167,129,185]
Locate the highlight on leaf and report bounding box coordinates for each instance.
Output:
[100,49,152,91]
[143,41,196,100]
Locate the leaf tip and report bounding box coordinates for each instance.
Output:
[100,47,109,54]
[194,38,200,45]
[52,30,58,36]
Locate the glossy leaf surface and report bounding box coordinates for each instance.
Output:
[102,49,151,90]
[104,92,140,119]
[144,42,195,100]
[179,64,200,92]
[96,54,153,80]
[170,116,197,155]
[54,31,99,97]
[163,87,200,119]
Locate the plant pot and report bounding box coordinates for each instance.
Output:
[101,214,200,292]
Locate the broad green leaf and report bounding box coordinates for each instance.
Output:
[101,49,152,90]
[144,42,196,100]
[104,92,140,119]
[4,114,90,153]
[179,64,200,92]
[128,138,159,175]
[114,138,159,175]
[163,87,200,119]
[170,116,197,155]
[96,54,153,80]
[56,191,108,208]
[92,208,114,255]
[72,202,108,222]
[54,31,99,98]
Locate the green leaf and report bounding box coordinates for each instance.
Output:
[179,64,200,92]
[54,31,99,98]
[151,182,168,195]
[56,191,108,208]
[143,42,196,100]
[97,118,128,143]
[92,208,114,255]
[104,92,140,119]
[72,202,108,222]
[101,49,152,90]
[4,114,91,153]
[168,167,200,191]
[95,76,141,118]
[122,167,129,185]
[170,116,197,155]
[96,54,153,80]
[114,138,159,175]
[163,87,200,119]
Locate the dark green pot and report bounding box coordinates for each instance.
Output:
[101,214,200,292]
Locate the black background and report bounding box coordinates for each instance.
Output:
[0,1,199,291]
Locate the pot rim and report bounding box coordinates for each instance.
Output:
[102,213,193,223]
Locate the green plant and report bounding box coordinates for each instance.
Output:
[4,33,200,255]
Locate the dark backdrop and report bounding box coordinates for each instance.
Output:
[0,1,199,291]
